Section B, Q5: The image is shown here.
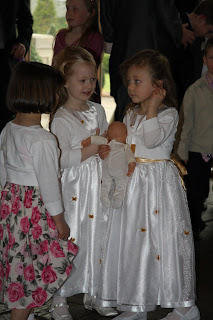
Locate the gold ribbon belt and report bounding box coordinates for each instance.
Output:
[135,154,187,190]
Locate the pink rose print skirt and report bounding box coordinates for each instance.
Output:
[0,183,78,309]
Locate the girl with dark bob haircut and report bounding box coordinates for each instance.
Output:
[7,61,65,114]
[0,61,78,320]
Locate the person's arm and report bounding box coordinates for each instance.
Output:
[100,0,118,43]
[32,138,70,239]
[181,23,195,48]
[143,108,179,149]
[51,213,70,240]
[82,136,108,147]
[32,139,64,216]
[96,104,108,135]
[177,88,195,161]
[51,117,99,167]
[16,0,33,54]
[0,134,7,189]
[124,145,136,176]
[156,0,182,48]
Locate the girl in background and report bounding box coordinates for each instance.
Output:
[0,61,78,320]
[95,50,200,320]
[50,47,117,320]
[53,0,104,103]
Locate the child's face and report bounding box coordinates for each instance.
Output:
[66,0,90,29]
[203,47,213,77]
[65,62,97,103]
[127,65,155,106]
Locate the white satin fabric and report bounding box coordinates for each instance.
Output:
[95,107,196,312]
[51,102,108,297]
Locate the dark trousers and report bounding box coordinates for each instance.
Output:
[186,151,212,233]
[114,83,131,122]
[0,50,16,132]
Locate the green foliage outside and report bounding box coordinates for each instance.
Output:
[33,0,56,35]
[33,0,67,36]
[102,53,110,93]
[30,43,43,63]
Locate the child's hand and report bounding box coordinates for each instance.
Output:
[127,162,136,176]
[96,128,100,135]
[149,87,166,111]
[101,130,107,138]
[51,213,70,240]
[98,144,110,159]
[81,137,91,147]
[181,23,195,48]
[57,220,70,240]
[81,128,107,147]
[96,128,107,138]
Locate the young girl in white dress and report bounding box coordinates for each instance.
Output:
[0,62,78,320]
[50,47,117,319]
[95,50,200,320]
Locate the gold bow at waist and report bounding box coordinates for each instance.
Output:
[135,154,187,190]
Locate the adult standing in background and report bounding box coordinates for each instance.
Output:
[100,0,187,121]
[0,0,33,132]
[172,0,213,107]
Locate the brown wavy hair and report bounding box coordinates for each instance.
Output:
[120,49,178,113]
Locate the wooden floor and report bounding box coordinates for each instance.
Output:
[1,186,213,320]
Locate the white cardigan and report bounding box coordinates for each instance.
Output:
[0,122,63,216]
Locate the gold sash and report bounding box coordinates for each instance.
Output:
[135,154,187,190]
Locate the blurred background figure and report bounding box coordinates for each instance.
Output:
[0,0,33,132]
[100,0,183,121]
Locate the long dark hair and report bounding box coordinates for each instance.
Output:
[120,49,178,112]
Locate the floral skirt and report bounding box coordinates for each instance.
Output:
[0,183,78,309]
